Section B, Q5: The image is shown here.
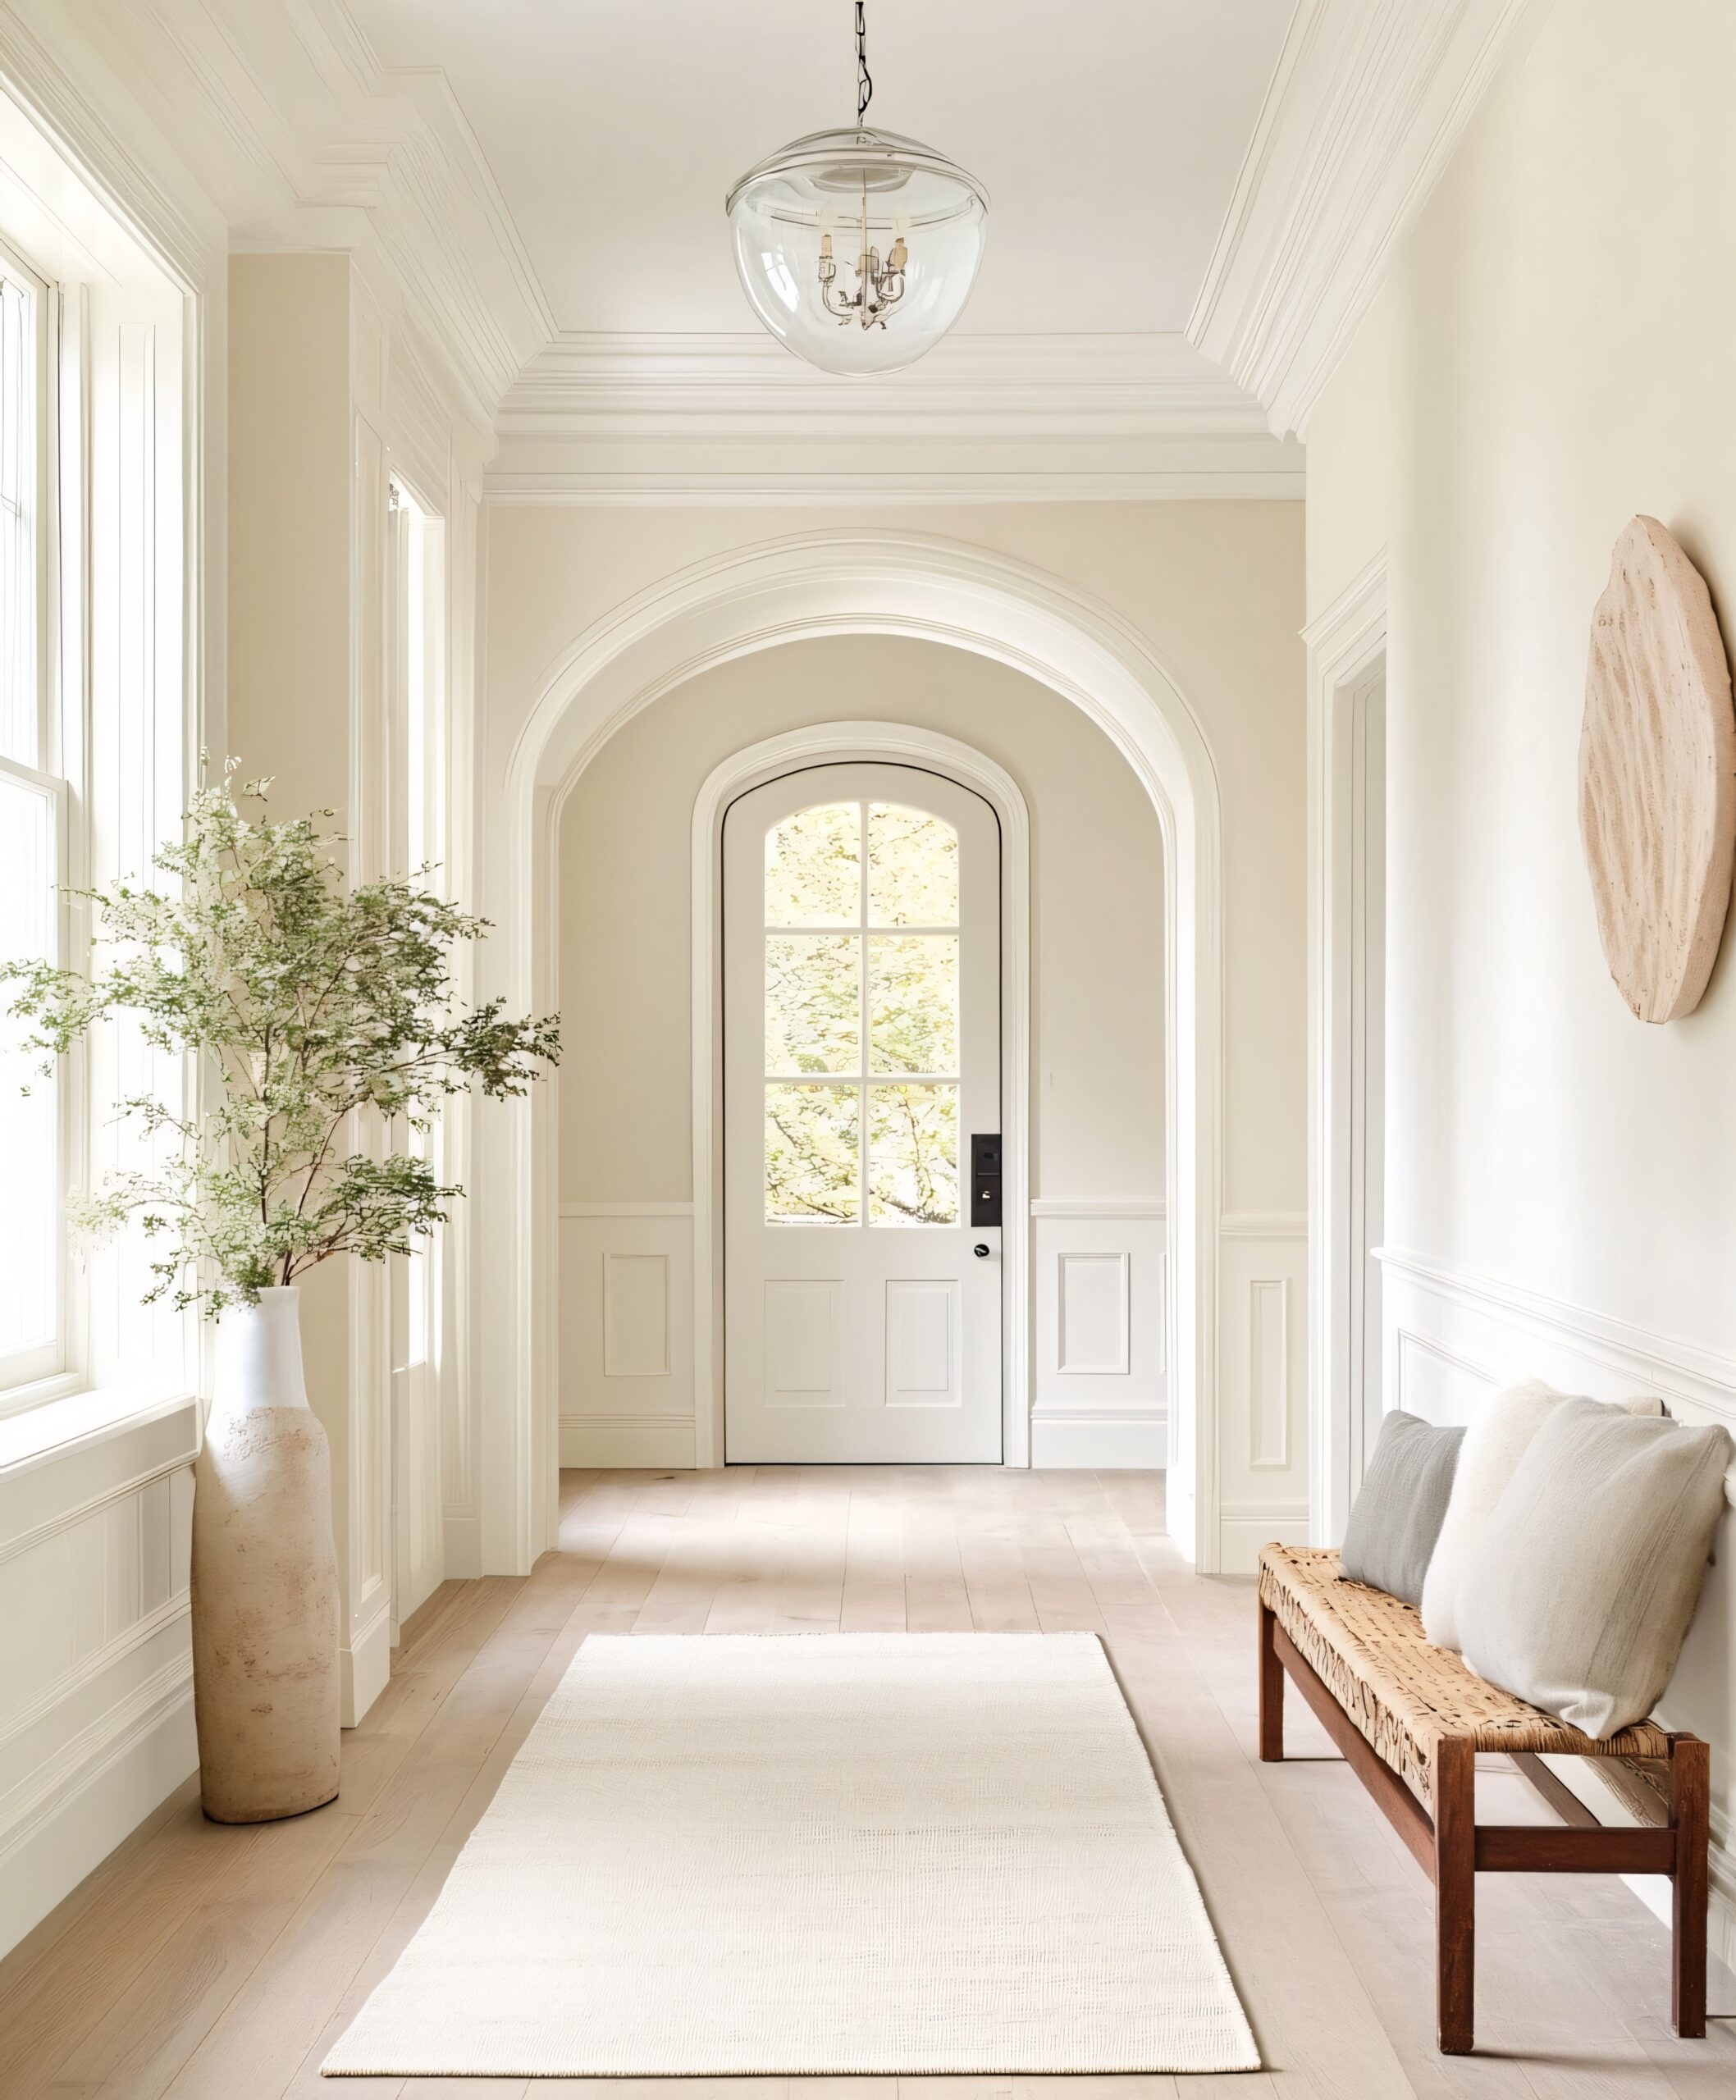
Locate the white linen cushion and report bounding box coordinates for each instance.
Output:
[1419,1379,1662,1653]
[1455,1399,1730,1739]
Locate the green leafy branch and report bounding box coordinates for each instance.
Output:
[2,762,560,1314]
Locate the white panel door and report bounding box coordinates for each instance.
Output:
[724,764,1002,1463]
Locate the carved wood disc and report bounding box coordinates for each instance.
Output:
[1579,515,1736,1022]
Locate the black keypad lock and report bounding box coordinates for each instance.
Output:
[970,1134,1003,1228]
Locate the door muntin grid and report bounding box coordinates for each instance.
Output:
[761,800,961,1226]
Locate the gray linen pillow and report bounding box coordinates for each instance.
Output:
[1456,1399,1731,1739]
[1339,1409,1465,1605]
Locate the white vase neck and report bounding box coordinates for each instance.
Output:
[213,1286,309,1416]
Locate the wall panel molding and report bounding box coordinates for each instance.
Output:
[1217,1226,1309,1569]
[1030,1198,1165,1220]
[1381,1246,1736,1427]
[560,1209,696,1469]
[1248,1277,1292,1470]
[1031,1209,1166,1471]
[0,1401,197,1957]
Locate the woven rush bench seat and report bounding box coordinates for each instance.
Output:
[1258,1544,1670,1805]
[1256,1540,1709,2057]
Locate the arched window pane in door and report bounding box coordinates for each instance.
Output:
[867,804,958,925]
[762,797,961,1226]
[765,801,860,925]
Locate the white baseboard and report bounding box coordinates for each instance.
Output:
[560,1413,697,1470]
[0,1655,195,1959]
[1218,1500,1310,1574]
[1029,1409,1165,1470]
[341,1594,392,1728]
[442,1510,482,1578]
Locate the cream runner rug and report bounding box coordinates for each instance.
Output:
[324,1631,1259,2077]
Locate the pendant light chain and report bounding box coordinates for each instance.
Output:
[856,2,873,126]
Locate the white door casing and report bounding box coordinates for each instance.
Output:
[723,764,1003,1463]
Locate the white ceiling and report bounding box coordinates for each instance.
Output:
[345,0,1295,339]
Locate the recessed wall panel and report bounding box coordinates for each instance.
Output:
[1058,1251,1131,1376]
[601,1253,670,1379]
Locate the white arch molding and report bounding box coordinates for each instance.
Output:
[477,530,1227,1572]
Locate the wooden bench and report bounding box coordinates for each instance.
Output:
[1258,1543,1710,2055]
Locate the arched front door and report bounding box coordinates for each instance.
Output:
[722,763,1003,1463]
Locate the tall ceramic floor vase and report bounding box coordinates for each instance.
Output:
[191,1285,342,1823]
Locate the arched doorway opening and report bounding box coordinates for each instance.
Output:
[477,531,1226,1570]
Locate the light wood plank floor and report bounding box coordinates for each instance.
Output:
[2,1466,1731,2099]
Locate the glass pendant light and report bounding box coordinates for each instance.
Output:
[725,3,989,377]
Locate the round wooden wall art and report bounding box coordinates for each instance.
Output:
[1579,514,1736,1022]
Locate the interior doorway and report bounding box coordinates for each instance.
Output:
[722,762,1003,1462]
[1308,559,1389,1545]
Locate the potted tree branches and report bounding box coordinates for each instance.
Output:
[2,765,558,1822]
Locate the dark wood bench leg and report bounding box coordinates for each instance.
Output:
[1259,1600,1284,1762]
[1671,1735,1710,2038]
[1435,1736,1476,2054]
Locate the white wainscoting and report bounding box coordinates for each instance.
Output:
[559,1205,697,1468]
[1378,1245,1736,1974]
[1030,1203,1167,1469]
[1217,1214,1311,1572]
[0,1392,199,1959]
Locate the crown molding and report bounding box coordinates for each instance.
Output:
[488,331,1305,504]
[94,0,554,429]
[1189,0,1556,439]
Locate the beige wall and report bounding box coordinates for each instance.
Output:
[1305,0,1736,1933]
[228,255,355,816]
[1307,0,1736,1341]
[558,637,1167,1204]
[487,500,1307,1217]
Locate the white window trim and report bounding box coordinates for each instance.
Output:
[0,234,76,1410]
[0,93,198,1429]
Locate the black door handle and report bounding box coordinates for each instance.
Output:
[973,1243,990,1258]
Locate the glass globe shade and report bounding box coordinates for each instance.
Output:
[726,127,989,377]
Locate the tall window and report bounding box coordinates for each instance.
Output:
[0,187,189,1417]
[761,801,961,1226]
[0,249,63,1392]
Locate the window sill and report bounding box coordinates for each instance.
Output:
[0,1384,200,1481]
